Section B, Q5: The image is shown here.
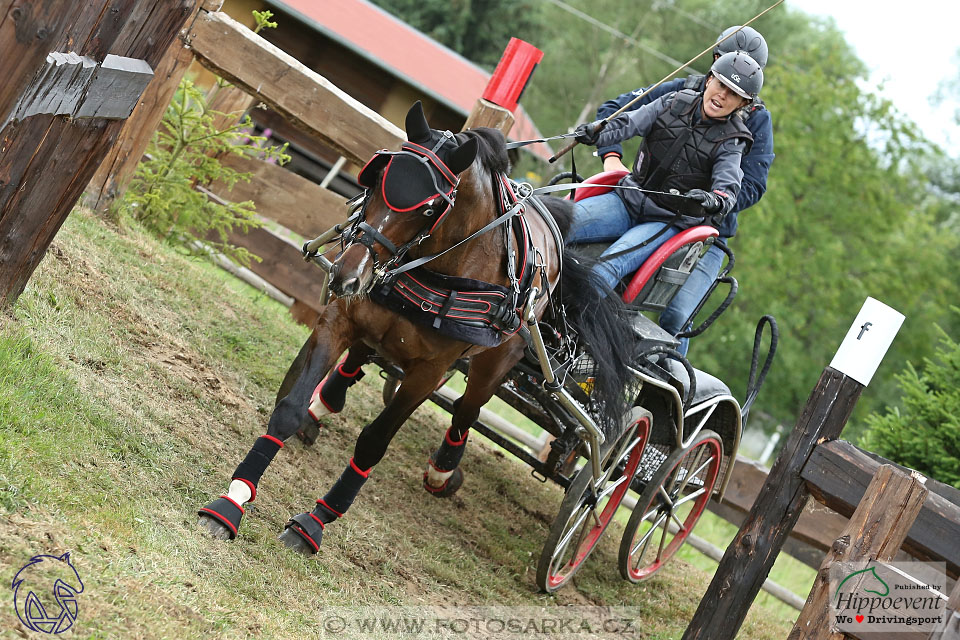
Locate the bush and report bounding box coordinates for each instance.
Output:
[860,308,960,488]
[120,10,287,265]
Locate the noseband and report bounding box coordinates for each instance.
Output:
[341,132,462,283]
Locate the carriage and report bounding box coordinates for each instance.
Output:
[305,167,775,592]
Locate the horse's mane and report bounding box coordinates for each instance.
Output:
[456,127,574,235]
[457,127,511,176]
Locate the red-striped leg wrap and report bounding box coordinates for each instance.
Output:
[283,458,371,552]
[423,427,468,497]
[198,435,283,539]
[308,359,366,421]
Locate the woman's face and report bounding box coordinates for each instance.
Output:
[702,75,748,119]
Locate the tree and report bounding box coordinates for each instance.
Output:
[860,311,960,488]
[369,0,538,69]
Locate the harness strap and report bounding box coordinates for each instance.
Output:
[356,221,397,256]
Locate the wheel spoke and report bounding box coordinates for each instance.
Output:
[630,511,668,558]
[674,447,704,498]
[655,511,671,562]
[597,474,628,502]
[676,451,712,497]
[657,485,675,509]
[673,486,707,509]
[551,504,592,566]
[670,510,687,533]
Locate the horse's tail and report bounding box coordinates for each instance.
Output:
[558,249,638,442]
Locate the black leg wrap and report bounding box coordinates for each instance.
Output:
[198,496,244,539]
[319,458,370,515]
[314,363,366,415]
[284,512,325,553]
[432,428,469,472]
[232,435,283,493]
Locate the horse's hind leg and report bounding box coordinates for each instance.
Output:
[300,344,374,444]
[424,340,525,497]
[278,360,449,555]
[198,321,351,541]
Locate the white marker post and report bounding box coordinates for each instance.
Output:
[829,297,905,386]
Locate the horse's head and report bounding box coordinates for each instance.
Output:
[329,101,479,298]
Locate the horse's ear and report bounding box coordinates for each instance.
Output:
[405,101,431,142]
[446,137,478,175]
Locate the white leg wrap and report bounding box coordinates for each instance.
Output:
[227,479,252,505]
[308,394,331,420]
[425,463,455,488]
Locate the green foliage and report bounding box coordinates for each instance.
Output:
[860,312,960,488]
[252,9,278,32]
[369,0,537,69]
[121,79,288,264]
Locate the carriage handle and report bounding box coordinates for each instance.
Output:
[522,287,606,484]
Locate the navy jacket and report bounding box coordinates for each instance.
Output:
[596,76,775,238]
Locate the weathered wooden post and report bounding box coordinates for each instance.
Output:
[463,38,542,134]
[83,0,217,214]
[0,1,196,307]
[790,465,928,639]
[683,298,905,640]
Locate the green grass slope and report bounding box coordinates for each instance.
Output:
[0,209,795,639]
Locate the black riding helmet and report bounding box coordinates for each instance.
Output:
[714,25,768,69]
[709,50,764,100]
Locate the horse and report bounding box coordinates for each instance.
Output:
[197,101,638,556]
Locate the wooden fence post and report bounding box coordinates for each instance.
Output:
[683,298,905,640]
[83,0,217,214]
[682,367,863,640]
[0,1,195,307]
[790,465,928,639]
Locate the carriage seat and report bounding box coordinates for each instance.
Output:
[571,171,719,311]
[662,358,731,407]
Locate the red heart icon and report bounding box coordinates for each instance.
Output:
[856,615,864,623]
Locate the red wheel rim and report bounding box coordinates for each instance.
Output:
[546,417,650,588]
[626,436,721,582]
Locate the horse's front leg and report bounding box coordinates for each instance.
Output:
[297,343,375,445]
[278,360,450,555]
[198,313,354,541]
[424,339,526,497]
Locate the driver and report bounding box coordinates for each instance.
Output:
[567,50,763,305]
[594,26,774,355]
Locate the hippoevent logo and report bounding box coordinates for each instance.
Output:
[11,553,84,634]
[831,561,946,635]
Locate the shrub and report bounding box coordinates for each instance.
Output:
[860,308,960,488]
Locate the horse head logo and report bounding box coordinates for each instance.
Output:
[12,552,83,634]
[834,565,890,602]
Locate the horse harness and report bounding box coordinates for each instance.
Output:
[343,134,562,347]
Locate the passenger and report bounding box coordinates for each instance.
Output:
[592,26,775,355]
[567,50,763,342]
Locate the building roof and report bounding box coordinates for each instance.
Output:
[264,0,551,161]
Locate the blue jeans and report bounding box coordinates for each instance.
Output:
[659,244,725,356]
[568,193,724,357]
[567,193,680,291]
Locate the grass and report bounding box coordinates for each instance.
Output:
[1,209,799,638]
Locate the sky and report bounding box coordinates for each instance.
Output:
[787,0,960,151]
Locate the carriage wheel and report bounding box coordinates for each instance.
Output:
[535,408,651,592]
[618,429,722,583]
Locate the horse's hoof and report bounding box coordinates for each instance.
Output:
[197,514,233,540]
[297,417,320,446]
[278,526,318,556]
[423,467,464,498]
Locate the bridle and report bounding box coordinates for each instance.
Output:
[340,132,462,285]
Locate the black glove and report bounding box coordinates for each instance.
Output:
[684,188,724,214]
[573,121,603,146]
